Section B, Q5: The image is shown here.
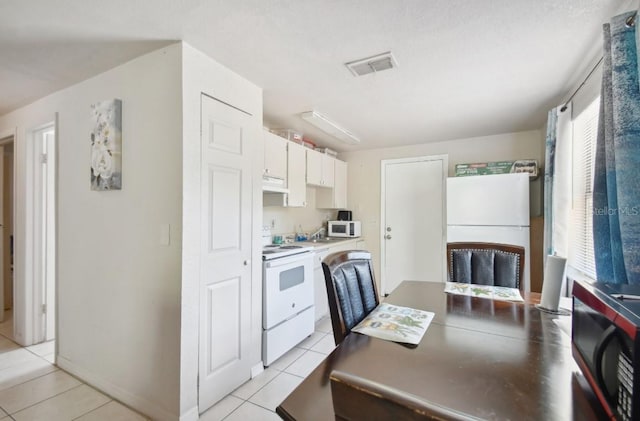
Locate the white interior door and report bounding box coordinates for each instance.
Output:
[381,156,447,295]
[199,94,254,411]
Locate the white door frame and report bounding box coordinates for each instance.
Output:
[379,155,448,294]
[13,117,57,346]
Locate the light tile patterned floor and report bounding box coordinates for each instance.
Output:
[200,316,336,420]
[0,310,336,420]
[0,311,148,420]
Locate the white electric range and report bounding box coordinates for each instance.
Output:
[262,243,315,366]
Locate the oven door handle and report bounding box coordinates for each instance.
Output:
[265,252,312,268]
[593,324,618,403]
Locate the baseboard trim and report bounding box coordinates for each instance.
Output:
[250,362,264,378]
[179,406,199,421]
[57,356,179,421]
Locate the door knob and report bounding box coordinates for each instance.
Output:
[385,234,392,240]
[386,227,392,232]
[243,260,250,266]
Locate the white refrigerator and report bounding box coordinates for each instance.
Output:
[446,173,531,292]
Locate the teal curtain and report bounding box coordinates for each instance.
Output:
[593,11,640,284]
[543,108,558,262]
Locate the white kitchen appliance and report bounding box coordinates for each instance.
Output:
[446,173,531,292]
[262,244,314,366]
[328,220,361,238]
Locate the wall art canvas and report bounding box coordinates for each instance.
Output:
[90,99,122,190]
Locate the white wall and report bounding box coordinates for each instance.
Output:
[0,44,184,420]
[180,43,263,420]
[339,130,544,289]
[263,187,336,239]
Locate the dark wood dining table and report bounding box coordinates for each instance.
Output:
[276,281,607,420]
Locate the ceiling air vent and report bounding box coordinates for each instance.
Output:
[345,51,398,77]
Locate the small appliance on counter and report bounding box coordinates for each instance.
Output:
[337,210,353,221]
[328,220,361,238]
[572,279,640,421]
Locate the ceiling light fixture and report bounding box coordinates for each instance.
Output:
[301,111,360,145]
[345,51,398,77]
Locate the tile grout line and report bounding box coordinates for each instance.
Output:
[0,335,146,420]
[211,321,333,420]
[7,382,86,416]
[223,350,315,417]
[69,399,114,421]
[0,362,60,394]
[0,326,98,416]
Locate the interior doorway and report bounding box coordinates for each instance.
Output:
[380,155,448,295]
[2,120,57,348]
[0,135,14,327]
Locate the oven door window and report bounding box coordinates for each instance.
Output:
[280,266,304,291]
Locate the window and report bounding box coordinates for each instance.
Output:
[568,98,599,278]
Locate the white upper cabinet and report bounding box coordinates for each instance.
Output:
[306,149,322,186]
[286,141,307,207]
[317,158,347,209]
[322,154,335,188]
[306,149,335,188]
[263,131,288,182]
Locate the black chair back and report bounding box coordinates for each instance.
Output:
[446,242,524,290]
[322,250,379,345]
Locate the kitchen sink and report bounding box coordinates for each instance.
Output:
[296,237,344,245]
[309,237,343,243]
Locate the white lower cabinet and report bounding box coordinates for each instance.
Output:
[314,249,330,321]
[313,239,361,321]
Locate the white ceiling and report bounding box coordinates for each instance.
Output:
[0,0,633,151]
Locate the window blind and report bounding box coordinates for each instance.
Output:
[569,98,599,278]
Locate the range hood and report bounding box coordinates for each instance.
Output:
[263,185,289,194]
[263,175,289,194]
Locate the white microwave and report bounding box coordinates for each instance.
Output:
[328,221,361,238]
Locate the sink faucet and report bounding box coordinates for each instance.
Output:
[310,227,326,240]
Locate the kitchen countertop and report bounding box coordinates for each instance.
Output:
[294,237,361,250]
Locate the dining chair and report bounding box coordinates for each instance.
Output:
[446,242,524,290]
[322,250,379,345]
[330,370,481,421]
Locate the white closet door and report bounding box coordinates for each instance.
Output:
[199,94,254,411]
